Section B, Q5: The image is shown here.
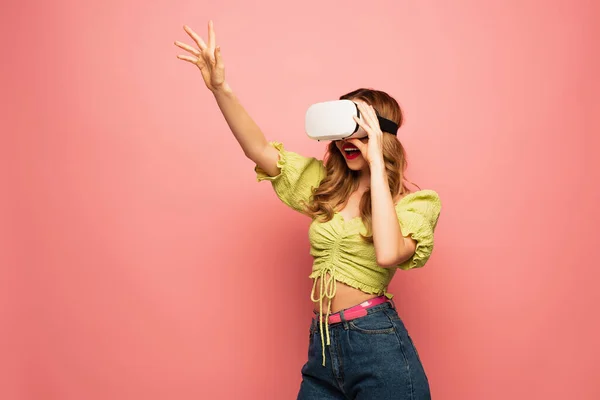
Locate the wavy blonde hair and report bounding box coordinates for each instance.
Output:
[304,88,416,242]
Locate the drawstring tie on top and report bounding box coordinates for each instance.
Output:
[310,265,337,366]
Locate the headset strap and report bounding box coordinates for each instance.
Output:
[377,116,399,135]
[355,104,399,135]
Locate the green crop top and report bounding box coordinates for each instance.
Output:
[255,141,441,365]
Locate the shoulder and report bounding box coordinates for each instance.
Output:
[395,189,441,211]
[394,189,442,232]
[394,190,442,270]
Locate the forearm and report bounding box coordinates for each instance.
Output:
[212,84,269,160]
[370,161,406,267]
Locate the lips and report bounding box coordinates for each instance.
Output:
[341,143,361,160]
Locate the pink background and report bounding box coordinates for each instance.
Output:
[2,0,599,399]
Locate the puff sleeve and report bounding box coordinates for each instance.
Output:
[395,190,442,270]
[255,141,326,215]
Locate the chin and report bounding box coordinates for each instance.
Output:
[345,157,368,171]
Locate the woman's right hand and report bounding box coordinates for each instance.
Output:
[174,21,280,175]
[175,21,226,93]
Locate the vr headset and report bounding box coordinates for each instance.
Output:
[305,99,399,141]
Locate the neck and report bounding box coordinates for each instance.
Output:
[357,166,371,190]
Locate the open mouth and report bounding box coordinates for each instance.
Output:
[341,143,361,160]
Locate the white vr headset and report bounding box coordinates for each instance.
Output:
[305,99,399,141]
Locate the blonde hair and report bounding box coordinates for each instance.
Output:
[304,88,416,242]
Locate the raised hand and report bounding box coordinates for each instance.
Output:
[348,102,385,166]
[174,21,226,92]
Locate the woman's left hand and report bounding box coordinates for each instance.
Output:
[348,103,385,167]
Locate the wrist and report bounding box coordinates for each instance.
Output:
[211,82,232,96]
[369,158,385,170]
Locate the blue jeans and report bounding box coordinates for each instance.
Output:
[297,301,431,400]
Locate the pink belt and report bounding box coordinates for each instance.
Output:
[318,295,390,324]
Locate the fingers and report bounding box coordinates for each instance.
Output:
[348,138,360,145]
[184,25,207,51]
[177,54,198,64]
[174,40,200,57]
[208,20,216,50]
[348,138,365,149]
[353,115,372,135]
[356,103,378,128]
[215,46,224,69]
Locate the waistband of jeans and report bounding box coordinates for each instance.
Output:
[312,297,395,321]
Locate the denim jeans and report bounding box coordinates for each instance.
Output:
[297,301,431,400]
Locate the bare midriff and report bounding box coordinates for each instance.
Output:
[312,272,380,313]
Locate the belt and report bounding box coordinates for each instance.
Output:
[316,295,390,324]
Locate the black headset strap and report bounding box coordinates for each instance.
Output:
[355,104,399,135]
[377,116,399,135]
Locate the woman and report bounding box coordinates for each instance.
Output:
[175,21,441,400]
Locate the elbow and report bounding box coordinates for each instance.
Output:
[244,148,261,163]
[375,235,416,268]
[377,249,414,269]
[376,254,399,268]
[376,236,417,268]
[244,141,269,162]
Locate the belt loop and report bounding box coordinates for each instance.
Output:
[339,310,349,330]
[389,298,397,310]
